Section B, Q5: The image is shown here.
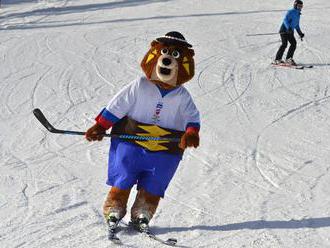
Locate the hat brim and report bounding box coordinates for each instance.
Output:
[156,37,192,48]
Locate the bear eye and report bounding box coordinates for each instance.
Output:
[172,50,180,58]
[161,48,169,55]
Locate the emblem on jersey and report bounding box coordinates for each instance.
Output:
[135,125,171,151]
[111,117,185,154]
[151,102,163,124]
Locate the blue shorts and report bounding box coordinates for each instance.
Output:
[106,139,182,197]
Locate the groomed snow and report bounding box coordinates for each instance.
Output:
[1,0,330,247]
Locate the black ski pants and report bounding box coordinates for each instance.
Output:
[275,33,297,60]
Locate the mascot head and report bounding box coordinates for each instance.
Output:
[141,31,195,89]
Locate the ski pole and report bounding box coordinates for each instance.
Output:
[246,32,279,37]
[33,108,180,142]
[247,32,305,38]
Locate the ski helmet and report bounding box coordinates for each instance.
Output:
[294,0,303,9]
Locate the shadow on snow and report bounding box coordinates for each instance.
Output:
[2,0,39,4]
[152,217,330,234]
[1,8,286,31]
[300,63,330,67]
[0,0,172,20]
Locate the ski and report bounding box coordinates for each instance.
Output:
[108,229,122,245]
[299,64,314,69]
[144,231,177,247]
[271,63,313,70]
[121,221,177,246]
[107,219,122,245]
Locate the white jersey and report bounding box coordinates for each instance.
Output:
[105,76,200,131]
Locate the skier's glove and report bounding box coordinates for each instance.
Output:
[85,123,106,141]
[299,33,305,39]
[179,129,199,149]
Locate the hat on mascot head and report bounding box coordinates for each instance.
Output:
[156,31,192,48]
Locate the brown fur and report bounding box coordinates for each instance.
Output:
[141,40,195,87]
[179,131,199,149]
[103,187,131,219]
[85,123,106,141]
[131,189,160,221]
[103,187,160,221]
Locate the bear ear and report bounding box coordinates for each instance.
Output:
[188,48,195,57]
[151,40,159,47]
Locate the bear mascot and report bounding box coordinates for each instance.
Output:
[85,31,200,233]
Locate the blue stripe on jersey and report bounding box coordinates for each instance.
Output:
[156,84,178,97]
[101,108,120,123]
[186,122,200,129]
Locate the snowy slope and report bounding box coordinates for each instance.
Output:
[1,0,330,247]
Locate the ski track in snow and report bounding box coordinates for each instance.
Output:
[1,0,330,247]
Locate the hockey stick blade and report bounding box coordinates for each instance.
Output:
[33,108,86,135]
[33,108,58,133]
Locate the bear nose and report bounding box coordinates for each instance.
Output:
[162,58,171,66]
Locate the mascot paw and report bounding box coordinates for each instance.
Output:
[85,123,106,141]
[179,131,199,149]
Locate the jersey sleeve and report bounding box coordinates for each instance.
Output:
[95,78,139,129]
[180,90,201,132]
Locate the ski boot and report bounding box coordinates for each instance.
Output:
[106,212,121,241]
[272,59,284,65]
[107,212,120,228]
[130,213,151,234]
[285,58,297,66]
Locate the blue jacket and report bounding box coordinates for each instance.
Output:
[279,8,302,34]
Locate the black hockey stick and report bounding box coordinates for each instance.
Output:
[33,108,180,142]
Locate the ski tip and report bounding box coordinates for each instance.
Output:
[166,238,178,245]
[109,237,122,245]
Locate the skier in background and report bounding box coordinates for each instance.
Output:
[273,0,305,65]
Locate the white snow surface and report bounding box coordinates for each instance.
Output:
[1,0,330,247]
